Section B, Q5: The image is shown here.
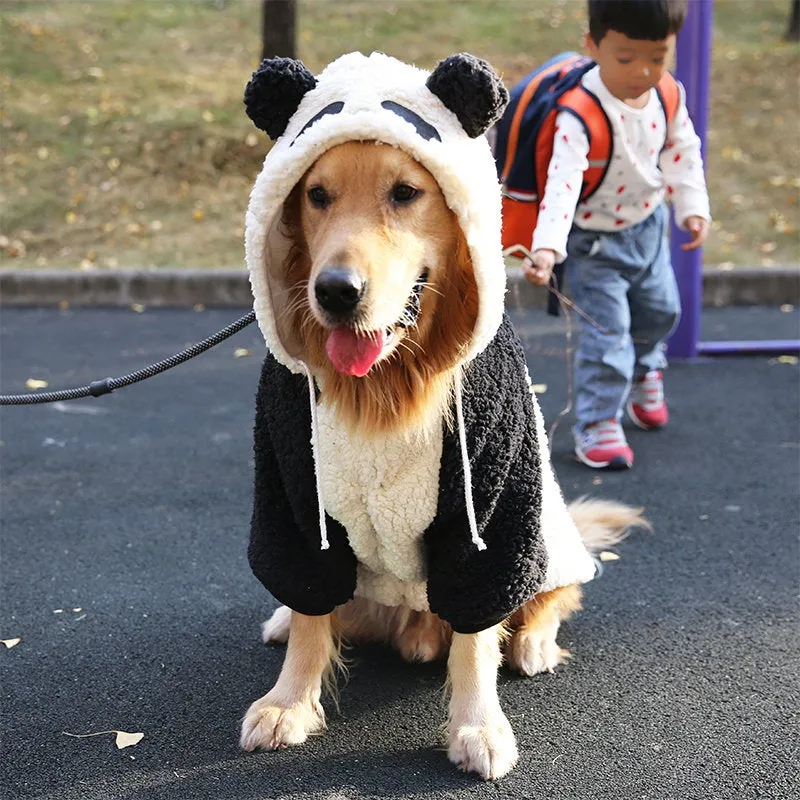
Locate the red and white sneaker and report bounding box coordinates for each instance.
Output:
[627,370,669,430]
[574,420,633,470]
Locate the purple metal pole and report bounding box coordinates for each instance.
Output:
[667,0,713,359]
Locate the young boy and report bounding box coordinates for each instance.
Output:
[524,0,710,469]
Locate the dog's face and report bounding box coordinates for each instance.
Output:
[295,141,459,377]
[279,140,478,433]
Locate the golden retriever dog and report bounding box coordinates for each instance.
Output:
[239,139,645,779]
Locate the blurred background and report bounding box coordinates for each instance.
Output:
[1,0,798,271]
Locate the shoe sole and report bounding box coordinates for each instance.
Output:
[574,448,632,470]
[626,400,666,431]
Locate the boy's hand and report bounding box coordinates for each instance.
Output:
[522,249,556,286]
[681,216,710,251]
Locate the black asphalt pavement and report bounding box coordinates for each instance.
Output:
[1,305,798,800]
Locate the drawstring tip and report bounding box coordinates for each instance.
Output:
[320,539,330,551]
[472,536,487,552]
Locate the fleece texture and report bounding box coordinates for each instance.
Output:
[244,51,596,633]
[425,53,509,138]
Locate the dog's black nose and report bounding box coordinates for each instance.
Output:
[314,269,365,316]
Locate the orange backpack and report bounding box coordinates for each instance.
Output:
[494,52,681,254]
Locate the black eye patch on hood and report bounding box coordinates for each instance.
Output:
[381,101,441,142]
[292,102,345,145]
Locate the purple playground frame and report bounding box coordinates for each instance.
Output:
[667,0,799,358]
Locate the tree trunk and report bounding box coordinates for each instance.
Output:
[787,0,800,41]
[261,0,297,60]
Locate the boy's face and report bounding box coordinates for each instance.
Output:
[585,30,676,101]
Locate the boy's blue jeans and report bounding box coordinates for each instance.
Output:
[564,203,681,435]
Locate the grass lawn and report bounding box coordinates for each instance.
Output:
[1,0,798,270]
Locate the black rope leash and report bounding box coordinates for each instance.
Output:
[0,311,256,406]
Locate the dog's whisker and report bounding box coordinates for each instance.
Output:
[396,340,416,358]
[273,278,311,298]
[286,303,312,327]
[419,281,444,299]
[277,295,311,324]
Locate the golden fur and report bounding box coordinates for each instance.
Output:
[241,142,647,780]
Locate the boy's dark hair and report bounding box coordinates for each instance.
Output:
[588,0,687,43]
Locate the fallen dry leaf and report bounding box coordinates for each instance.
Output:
[25,378,49,390]
[777,355,798,365]
[130,304,145,313]
[234,348,252,359]
[115,731,144,749]
[62,730,145,749]
[780,304,794,313]
[598,551,620,562]
[2,637,21,649]
[532,383,548,394]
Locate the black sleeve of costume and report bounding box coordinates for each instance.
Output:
[424,315,547,634]
[248,353,357,615]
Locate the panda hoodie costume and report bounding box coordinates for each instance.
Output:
[244,52,596,635]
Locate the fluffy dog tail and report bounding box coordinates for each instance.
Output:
[568,497,650,554]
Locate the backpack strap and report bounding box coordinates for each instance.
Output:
[655,71,681,126]
[555,85,613,202]
[499,53,586,182]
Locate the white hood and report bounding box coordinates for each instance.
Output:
[244,51,509,374]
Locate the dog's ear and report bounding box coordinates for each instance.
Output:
[426,53,509,139]
[244,57,317,140]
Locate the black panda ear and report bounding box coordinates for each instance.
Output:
[244,57,317,140]
[426,53,509,138]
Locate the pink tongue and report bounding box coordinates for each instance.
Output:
[326,327,385,377]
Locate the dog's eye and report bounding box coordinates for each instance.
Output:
[390,184,419,205]
[307,186,330,209]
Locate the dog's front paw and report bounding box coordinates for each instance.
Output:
[447,714,518,780]
[240,693,325,751]
[506,626,570,676]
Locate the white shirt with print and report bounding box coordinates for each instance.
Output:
[531,65,711,262]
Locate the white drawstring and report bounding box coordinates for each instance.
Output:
[454,368,487,551]
[300,361,330,550]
